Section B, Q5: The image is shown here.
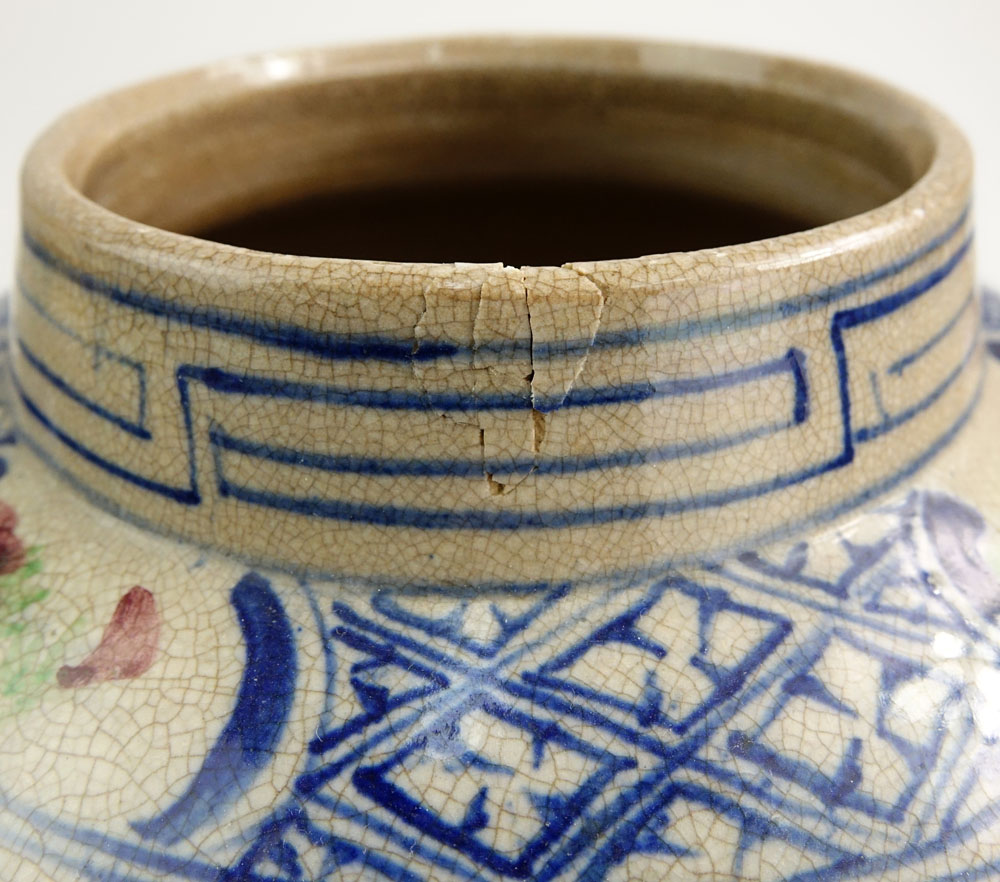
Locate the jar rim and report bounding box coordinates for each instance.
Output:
[20,35,971,277]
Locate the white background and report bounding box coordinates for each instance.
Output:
[2,0,998,281]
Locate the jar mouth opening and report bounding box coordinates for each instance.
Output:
[13,39,977,587]
[48,38,940,267]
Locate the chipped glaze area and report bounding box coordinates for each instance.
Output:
[1,36,996,882]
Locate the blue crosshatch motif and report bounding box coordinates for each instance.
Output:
[349,693,639,879]
[3,489,1000,880]
[367,582,570,659]
[11,213,979,538]
[203,492,999,881]
[725,628,959,823]
[517,575,792,742]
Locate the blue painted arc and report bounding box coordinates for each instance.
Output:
[130,572,296,846]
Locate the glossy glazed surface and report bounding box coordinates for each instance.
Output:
[1,36,997,882]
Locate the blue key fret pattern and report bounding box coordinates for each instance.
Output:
[8,209,981,580]
[4,480,1000,880]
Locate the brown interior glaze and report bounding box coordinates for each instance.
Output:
[195,178,813,265]
[79,63,934,264]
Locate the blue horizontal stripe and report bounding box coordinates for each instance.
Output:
[208,349,807,477]
[21,204,969,364]
[854,337,977,443]
[888,288,974,376]
[21,232,459,364]
[215,347,979,531]
[212,239,977,530]
[210,415,795,480]
[828,235,973,460]
[834,236,972,331]
[14,375,199,505]
[177,346,804,413]
[578,204,972,352]
[12,358,983,592]
[17,276,149,435]
[13,229,975,533]
[18,339,151,439]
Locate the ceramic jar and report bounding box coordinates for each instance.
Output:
[1,36,998,882]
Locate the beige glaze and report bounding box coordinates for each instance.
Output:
[0,36,997,882]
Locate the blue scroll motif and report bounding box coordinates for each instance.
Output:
[14,343,814,519]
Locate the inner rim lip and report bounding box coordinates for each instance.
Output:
[26,36,961,274]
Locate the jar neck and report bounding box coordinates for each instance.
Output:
[11,200,980,586]
[9,38,979,587]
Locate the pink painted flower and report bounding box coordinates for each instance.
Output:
[0,501,26,575]
[58,586,159,687]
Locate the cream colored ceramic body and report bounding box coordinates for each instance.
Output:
[1,37,998,882]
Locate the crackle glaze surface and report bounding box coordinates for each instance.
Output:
[2,36,999,882]
[3,336,1000,881]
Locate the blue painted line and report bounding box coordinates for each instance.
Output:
[350,694,636,879]
[215,469,812,529]
[10,355,981,592]
[715,564,932,645]
[301,623,449,759]
[11,234,978,539]
[0,798,222,881]
[686,756,842,826]
[926,862,1000,882]
[888,288,975,375]
[220,808,433,882]
[854,336,977,444]
[15,336,811,503]
[22,205,969,364]
[206,232,971,525]
[213,335,972,530]
[21,231,460,364]
[18,338,151,439]
[130,573,296,846]
[368,583,569,659]
[177,345,805,414]
[210,416,790,478]
[17,276,149,435]
[781,801,1000,882]
[575,204,972,352]
[981,286,1000,331]
[530,767,678,881]
[209,349,807,479]
[15,329,977,540]
[12,233,968,513]
[14,374,199,504]
[577,779,850,882]
[520,575,791,736]
[309,796,485,881]
[828,233,973,465]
